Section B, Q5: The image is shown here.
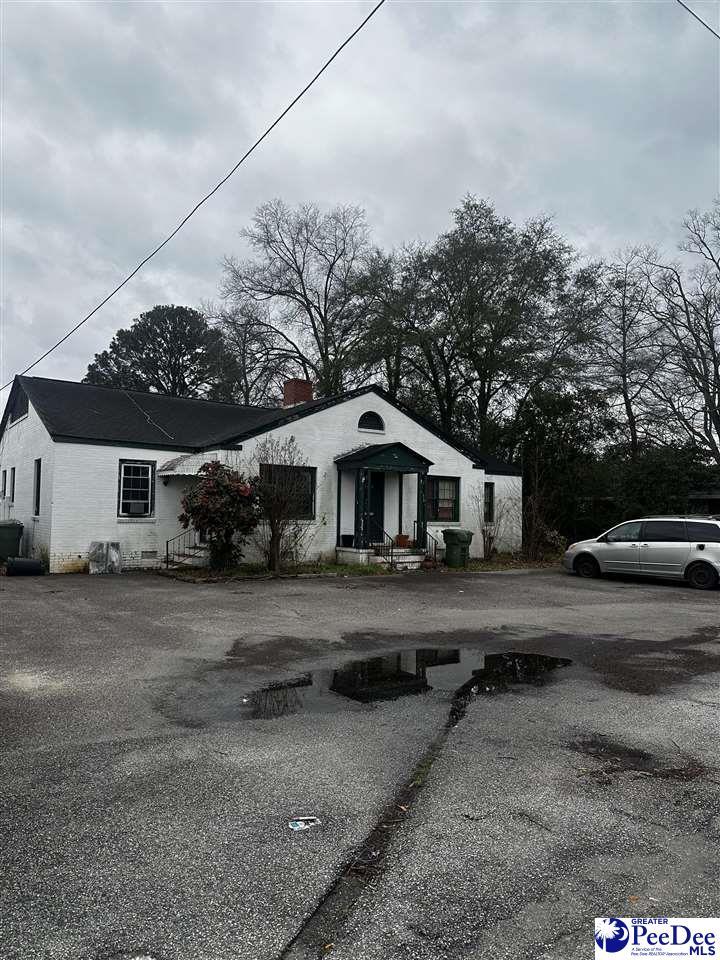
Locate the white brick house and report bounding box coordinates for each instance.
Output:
[0,376,522,573]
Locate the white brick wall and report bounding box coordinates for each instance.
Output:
[1,389,523,572]
[488,474,524,552]
[50,442,192,572]
[197,392,523,561]
[0,405,55,561]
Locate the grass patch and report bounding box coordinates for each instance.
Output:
[158,553,561,583]
[158,560,395,582]
[464,553,561,572]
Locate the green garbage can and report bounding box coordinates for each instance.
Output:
[442,528,474,568]
[0,520,23,562]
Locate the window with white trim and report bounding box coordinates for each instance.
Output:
[118,460,156,517]
[358,411,385,432]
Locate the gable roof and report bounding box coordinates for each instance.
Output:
[335,442,433,472]
[0,375,521,475]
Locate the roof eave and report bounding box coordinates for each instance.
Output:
[50,434,198,452]
[198,384,385,450]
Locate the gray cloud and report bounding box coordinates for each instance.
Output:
[2,0,718,398]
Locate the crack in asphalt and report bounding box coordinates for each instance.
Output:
[276,655,571,960]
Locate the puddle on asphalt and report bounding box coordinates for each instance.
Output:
[239,649,572,720]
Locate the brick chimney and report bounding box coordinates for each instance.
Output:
[283,378,314,407]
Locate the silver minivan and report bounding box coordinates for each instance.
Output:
[563,516,720,590]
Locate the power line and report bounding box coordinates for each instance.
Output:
[675,0,720,40]
[1,0,388,392]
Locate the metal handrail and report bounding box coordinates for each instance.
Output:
[413,521,440,562]
[165,528,205,568]
[368,519,395,567]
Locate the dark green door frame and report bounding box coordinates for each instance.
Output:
[416,471,427,547]
[354,468,370,548]
[335,465,342,547]
[338,466,428,550]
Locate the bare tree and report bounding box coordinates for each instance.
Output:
[221,199,371,396]
[203,301,299,406]
[250,436,321,573]
[591,249,660,455]
[643,207,720,466]
[470,478,522,557]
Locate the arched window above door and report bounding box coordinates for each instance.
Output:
[358,411,385,432]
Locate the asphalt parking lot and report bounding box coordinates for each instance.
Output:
[1,568,719,960]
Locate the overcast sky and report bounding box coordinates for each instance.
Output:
[1,0,718,401]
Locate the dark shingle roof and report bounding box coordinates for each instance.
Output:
[468,450,523,477]
[6,377,284,450]
[0,375,522,475]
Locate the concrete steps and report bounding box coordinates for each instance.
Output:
[167,544,209,568]
[370,549,427,571]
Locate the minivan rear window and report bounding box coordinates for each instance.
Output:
[641,520,687,542]
[686,521,720,543]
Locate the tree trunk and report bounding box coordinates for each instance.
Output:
[268,527,282,575]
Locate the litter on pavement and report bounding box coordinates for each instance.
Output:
[289,816,321,831]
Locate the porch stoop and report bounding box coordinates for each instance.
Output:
[335,546,428,570]
[376,549,427,571]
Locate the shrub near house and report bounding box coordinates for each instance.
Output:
[179,462,260,570]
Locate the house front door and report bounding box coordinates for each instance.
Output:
[368,471,385,541]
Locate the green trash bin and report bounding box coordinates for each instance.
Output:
[442,528,474,568]
[0,520,23,562]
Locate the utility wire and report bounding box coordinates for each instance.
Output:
[1,0,388,393]
[675,0,720,40]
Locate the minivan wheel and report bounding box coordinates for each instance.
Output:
[575,554,600,579]
[686,563,718,591]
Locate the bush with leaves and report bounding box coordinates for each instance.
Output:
[179,461,260,570]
